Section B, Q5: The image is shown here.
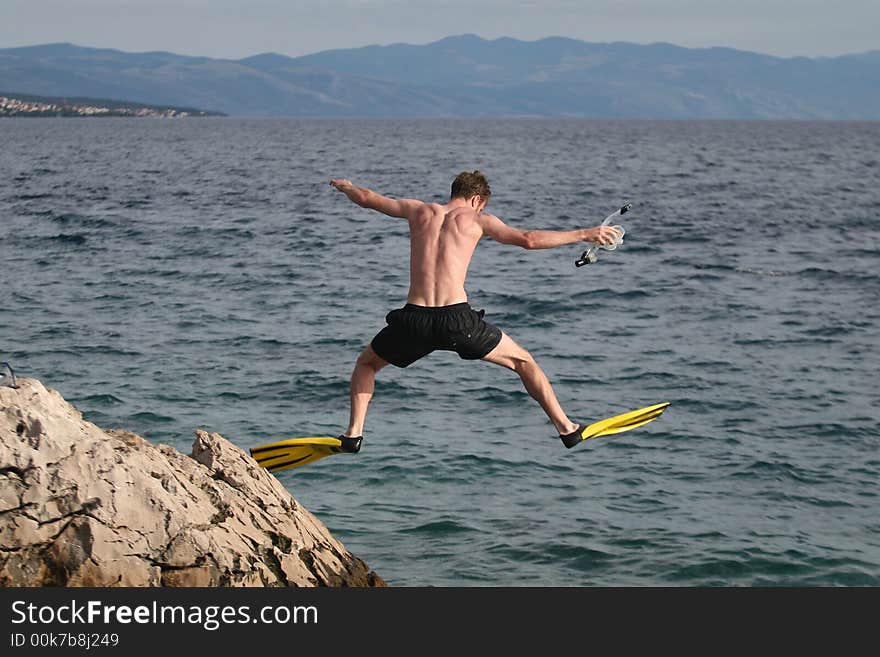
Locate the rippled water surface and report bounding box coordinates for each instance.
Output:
[2,118,878,586]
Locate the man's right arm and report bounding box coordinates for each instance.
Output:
[478,213,621,250]
[329,178,423,219]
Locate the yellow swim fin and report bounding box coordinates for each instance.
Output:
[561,402,670,448]
[250,436,351,472]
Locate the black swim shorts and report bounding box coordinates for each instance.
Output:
[371,302,503,368]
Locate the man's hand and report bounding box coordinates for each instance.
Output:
[330,178,365,205]
[329,178,354,192]
[584,225,622,247]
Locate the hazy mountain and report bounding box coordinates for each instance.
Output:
[1,36,878,118]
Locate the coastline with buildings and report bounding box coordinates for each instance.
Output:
[0,92,224,117]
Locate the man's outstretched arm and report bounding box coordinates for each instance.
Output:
[329,179,423,219]
[477,213,621,250]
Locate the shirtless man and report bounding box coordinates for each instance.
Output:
[329,171,621,452]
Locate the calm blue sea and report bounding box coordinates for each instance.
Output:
[1,118,878,586]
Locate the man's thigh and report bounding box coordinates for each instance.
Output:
[480,332,531,370]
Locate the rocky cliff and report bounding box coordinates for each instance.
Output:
[0,378,385,587]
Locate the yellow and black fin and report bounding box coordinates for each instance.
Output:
[561,402,670,449]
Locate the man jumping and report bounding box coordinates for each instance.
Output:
[329,171,621,452]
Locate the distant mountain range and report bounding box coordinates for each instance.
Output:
[1,36,878,119]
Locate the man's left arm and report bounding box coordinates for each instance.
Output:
[478,212,621,249]
[329,179,422,219]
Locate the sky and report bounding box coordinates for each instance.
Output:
[2,0,879,60]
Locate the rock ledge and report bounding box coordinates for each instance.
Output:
[0,378,385,587]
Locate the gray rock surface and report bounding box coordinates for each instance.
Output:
[0,378,385,587]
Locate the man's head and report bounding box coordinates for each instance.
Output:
[451,170,491,212]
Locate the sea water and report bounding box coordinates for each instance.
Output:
[1,118,878,586]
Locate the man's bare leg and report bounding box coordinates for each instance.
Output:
[346,344,389,438]
[481,333,579,436]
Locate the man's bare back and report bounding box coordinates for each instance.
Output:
[403,202,484,306]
